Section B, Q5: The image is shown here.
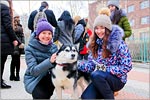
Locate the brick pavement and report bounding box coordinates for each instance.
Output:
[0,56,149,99]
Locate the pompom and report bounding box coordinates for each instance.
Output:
[99,7,111,16]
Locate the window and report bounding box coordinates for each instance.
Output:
[127,5,134,13]
[141,16,150,24]
[129,19,135,26]
[140,0,150,9]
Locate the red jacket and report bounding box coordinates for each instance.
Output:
[80,29,92,54]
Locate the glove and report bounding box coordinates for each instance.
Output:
[19,43,24,49]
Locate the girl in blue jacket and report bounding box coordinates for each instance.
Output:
[78,8,132,99]
[24,18,58,99]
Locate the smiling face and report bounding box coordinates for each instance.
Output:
[94,26,105,39]
[38,30,52,45]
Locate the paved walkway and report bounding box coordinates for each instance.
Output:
[0,55,149,99]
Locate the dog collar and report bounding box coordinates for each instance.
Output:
[57,64,68,67]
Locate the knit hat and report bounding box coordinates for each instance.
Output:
[107,0,120,9]
[13,10,19,18]
[99,7,111,16]
[36,18,53,36]
[93,8,112,30]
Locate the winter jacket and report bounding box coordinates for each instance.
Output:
[74,19,87,44]
[13,24,25,55]
[53,20,75,45]
[78,25,132,83]
[28,8,57,33]
[1,3,17,55]
[110,9,132,41]
[80,29,92,54]
[24,33,58,94]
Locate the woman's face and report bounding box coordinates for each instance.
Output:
[108,5,116,12]
[95,26,105,39]
[38,30,52,45]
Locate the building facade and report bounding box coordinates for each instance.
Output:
[88,0,150,62]
[120,0,150,40]
[88,0,150,40]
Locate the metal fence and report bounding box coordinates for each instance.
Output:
[126,38,150,63]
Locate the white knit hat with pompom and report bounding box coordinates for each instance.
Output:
[93,7,112,30]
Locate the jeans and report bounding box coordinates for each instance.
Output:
[81,70,125,99]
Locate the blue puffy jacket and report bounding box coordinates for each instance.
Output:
[24,33,58,94]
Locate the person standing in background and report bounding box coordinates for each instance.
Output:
[1,0,19,89]
[107,0,132,95]
[78,18,92,60]
[10,13,25,81]
[28,1,57,33]
[73,16,91,60]
[107,0,132,41]
[53,10,75,47]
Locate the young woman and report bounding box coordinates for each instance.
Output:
[107,0,132,41]
[78,8,132,99]
[24,18,58,99]
[10,14,25,81]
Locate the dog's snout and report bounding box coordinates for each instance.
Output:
[71,54,75,58]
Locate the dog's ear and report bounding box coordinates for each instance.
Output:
[56,42,63,50]
[74,43,80,52]
[56,44,65,55]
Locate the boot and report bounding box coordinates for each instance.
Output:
[15,73,20,81]
[10,75,16,81]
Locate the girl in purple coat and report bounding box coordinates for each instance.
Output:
[78,8,132,99]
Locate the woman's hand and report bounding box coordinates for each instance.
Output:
[50,53,57,63]
[19,43,24,48]
[13,40,18,46]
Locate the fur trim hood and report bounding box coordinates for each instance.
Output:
[120,9,127,17]
[107,25,124,53]
[110,9,127,21]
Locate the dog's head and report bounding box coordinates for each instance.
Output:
[56,44,78,64]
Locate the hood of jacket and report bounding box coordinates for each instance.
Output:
[0,0,9,7]
[107,25,124,53]
[110,9,127,21]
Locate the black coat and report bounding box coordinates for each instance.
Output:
[13,24,25,55]
[28,8,57,33]
[1,3,17,55]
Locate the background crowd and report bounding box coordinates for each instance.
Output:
[1,0,132,99]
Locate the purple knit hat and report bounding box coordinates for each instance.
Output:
[36,18,53,36]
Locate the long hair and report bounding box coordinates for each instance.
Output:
[89,28,111,58]
[111,9,122,24]
[58,10,75,31]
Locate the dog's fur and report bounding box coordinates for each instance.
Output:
[51,44,90,99]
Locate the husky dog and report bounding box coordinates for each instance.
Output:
[51,44,79,99]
